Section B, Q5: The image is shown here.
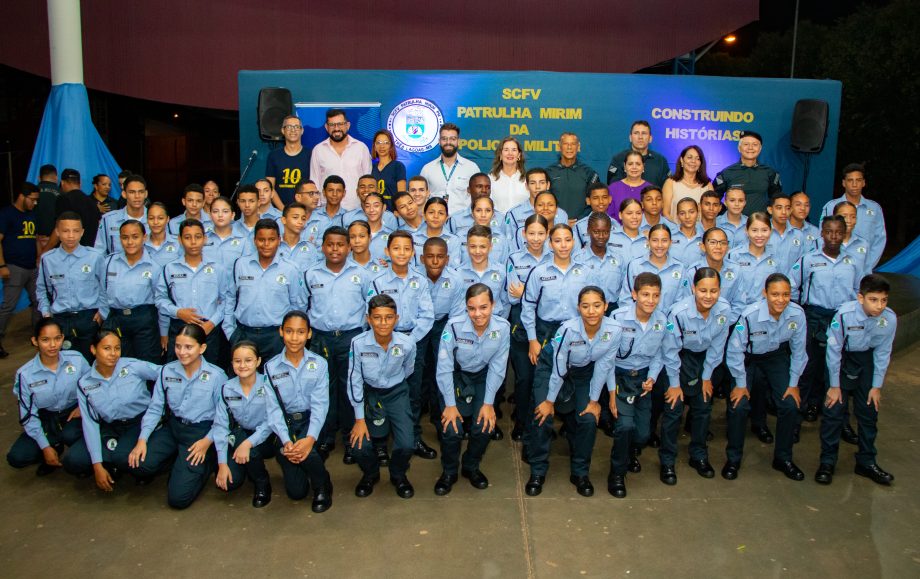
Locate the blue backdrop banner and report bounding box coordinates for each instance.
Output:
[239,69,842,220]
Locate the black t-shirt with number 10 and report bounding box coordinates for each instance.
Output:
[266,146,312,206]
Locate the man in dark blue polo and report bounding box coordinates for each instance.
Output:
[713,131,783,215]
[0,182,41,357]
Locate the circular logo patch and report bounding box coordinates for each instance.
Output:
[386,98,445,153]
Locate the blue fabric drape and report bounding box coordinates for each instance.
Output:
[26,83,122,197]
[878,236,920,277]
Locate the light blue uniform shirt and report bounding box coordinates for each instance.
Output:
[574,214,621,248]
[37,245,108,317]
[77,358,160,463]
[94,208,147,255]
[212,375,272,463]
[144,236,182,268]
[574,245,625,306]
[368,227,395,265]
[395,215,426,235]
[13,351,90,449]
[505,249,551,306]
[102,252,160,309]
[156,258,229,335]
[367,268,435,342]
[607,231,648,266]
[260,206,282,221]
[167,213,214,237]
[766,224,805,273]
[224,254,306,336]
[620,255,687,311]
[427,268,467,321]
[826,301,897,389]
[457,262,510,318]
[684,258,743,319]
[304,260,372,332]
[341,208,398,231]
[411,230,462,269]
[841,234,871,275]
[278,237,322,270]
[662,297,732,387]
[608,305,668,378]
[203,230,252,268]
[726,248,780,309]
[521,259,597,341]
[726,300,807,389]
[639,214,678,235]
[505,202,569,237]
[349,331,416,419]
[445,208,505,239]
[459,230,512,266]
[670,224,705,267]
[790,250,860,309]
[715,215,748,249]
[546,317,621,402]
[297,212,332,247]
[231,219,256,239]
[140,360,228,440]
[264,351,329,443]
[436,315,510,406]
[793,220,821,249]
[820,195,885,270]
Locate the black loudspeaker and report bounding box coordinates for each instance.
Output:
[790,99,829,153]
[258,87,293,141]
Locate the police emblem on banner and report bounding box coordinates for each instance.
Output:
[387,98,445,153]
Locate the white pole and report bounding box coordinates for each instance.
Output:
[47,0,84,85]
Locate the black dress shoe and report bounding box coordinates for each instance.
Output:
[434,473,458,496]
[721,461,740,480]
[461,469,489,489]
[814,464,834,485]
[570,475,594,497]
[342,447,356,465]
[855,463,894,485]
[688,458,715,479]
[804,404,819,422]
[375,445,390,466]
[525,475,545,496]
[752,426,774,444]
[317,442,334,460]
[841,424,859,445]
[607,474,627,498]
[647,433,661,448]
[252,486,272,508]
[35,463,59,477]
[414,439,437,460]
[772,459,805,481]
[393,477,415,499]
[490,425,504,441]
[511,423,524,442]
[659,464,677,485]
[312,484,333,513]
[627,449,642,474]
[354,474,380,498]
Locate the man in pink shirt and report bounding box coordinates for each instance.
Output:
[309,109,372,211]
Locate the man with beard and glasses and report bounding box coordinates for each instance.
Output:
[309,109,372,212]
[420,123,480,215]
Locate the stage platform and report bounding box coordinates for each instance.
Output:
[886,273,920,351]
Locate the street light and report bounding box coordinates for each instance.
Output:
[724,34,737,44]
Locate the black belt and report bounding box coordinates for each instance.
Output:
[313,327,360,338]
[746,341,791,361]
[615,367,648,378]
[237,323,280,334]
[109,412,145,426]
[54,308,95,318]
[38,405,77,421]
[171,415,211,427]
[109,304,156,317]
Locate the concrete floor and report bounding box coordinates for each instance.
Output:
[1,309,918,578]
